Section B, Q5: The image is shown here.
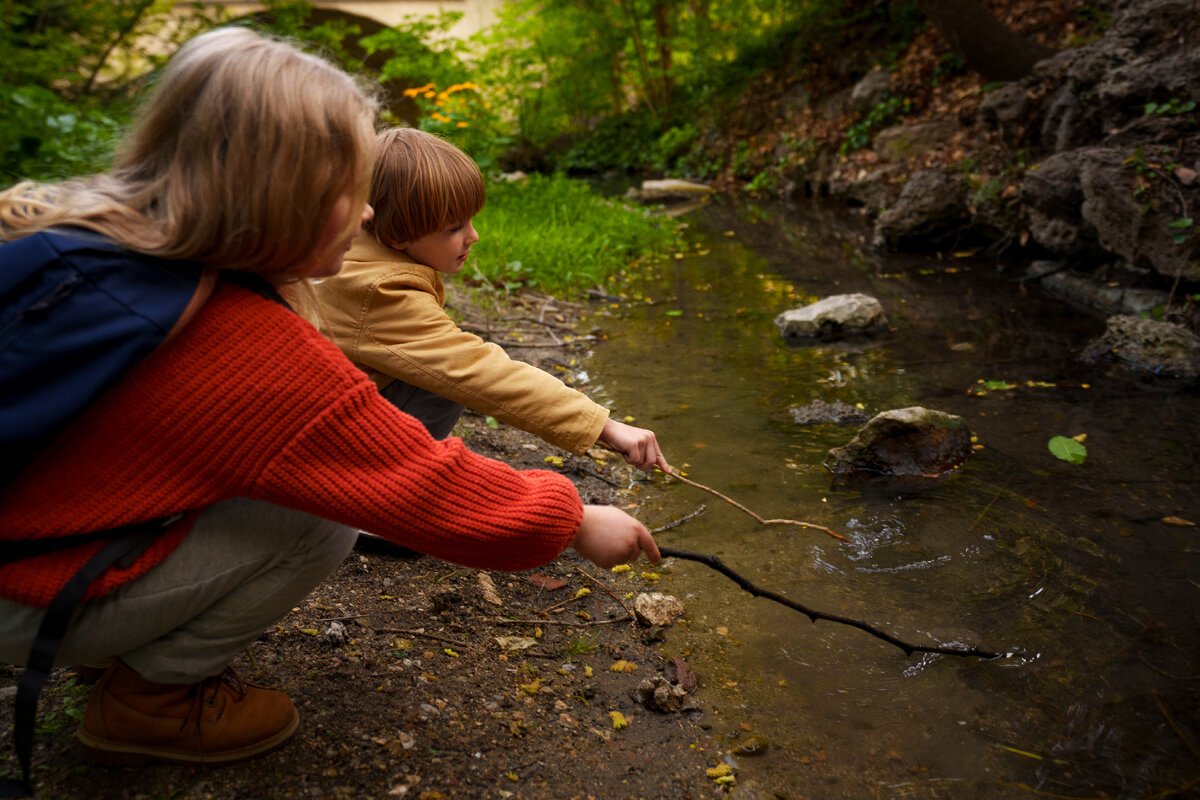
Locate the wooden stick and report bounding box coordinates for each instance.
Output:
[658,547,1000,659]
[660,468,848,542]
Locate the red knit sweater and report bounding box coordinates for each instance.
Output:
[0,283,584,607]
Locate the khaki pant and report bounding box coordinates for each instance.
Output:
[0,499,357,684]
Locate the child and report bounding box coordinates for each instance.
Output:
[310,127,671,472]
[0,28,657,774]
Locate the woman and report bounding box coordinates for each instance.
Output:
[0,27,657,770]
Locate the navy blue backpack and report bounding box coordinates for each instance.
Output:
[0,228,214,797]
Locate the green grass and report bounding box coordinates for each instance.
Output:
[471,173,681,295]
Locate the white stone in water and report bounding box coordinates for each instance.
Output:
[634,592,685,626]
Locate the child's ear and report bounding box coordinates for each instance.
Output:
[388,238,411,251]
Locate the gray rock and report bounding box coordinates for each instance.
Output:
[1081,315,1200,380]
[849,68,891,115]
[775,293,888,342]
[633,592,685,626]
[634,179,715,202]
[873,120,959,163]
[824,407,974,479]
[872,169,968,249]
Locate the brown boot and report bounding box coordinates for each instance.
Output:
[76,662,299,765]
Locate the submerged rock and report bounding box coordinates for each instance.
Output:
[774,293,888,342]
[824,407,973,481]
[789,400,872,426]
[1081,315,1200,381]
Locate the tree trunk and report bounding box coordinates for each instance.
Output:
[652,1,673,108]
[913,0,1054,82]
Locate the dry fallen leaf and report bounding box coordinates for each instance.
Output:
[477,572,503,606]
[1162,516,1196,527]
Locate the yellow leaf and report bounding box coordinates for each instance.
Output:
[574,587,591,598]
[640,571,661,581]
[544,455,564,467]
[584,666,593,678]
[300,628,319,636]
[611,564,631,573]
[519,679,542,695]
[1162,516,1196,527]
[706,764,732,778]
[444,648,459,657]
[610,660,638,673]
[610,711,628,729]
[1071,433,1088,443]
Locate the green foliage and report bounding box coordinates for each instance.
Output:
[470,173,680,294]
[35,677,88,737]
[557,109,663,174]
[0,1,222,185]
[0,86,126,187]
[1143,98,1197,116]
[840,93,910,156]
[1048,436,1087,465]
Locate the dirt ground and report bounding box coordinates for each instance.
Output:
[0,287,738,800]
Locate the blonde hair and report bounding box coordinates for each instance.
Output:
[365,127,484,247]
[0,27,379,277]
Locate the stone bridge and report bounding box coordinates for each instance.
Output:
[201,1,503,39]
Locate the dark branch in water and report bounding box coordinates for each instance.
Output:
[657,547,1000,660]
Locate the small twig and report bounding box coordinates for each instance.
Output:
[660,467,848,542]
[376,627,471,649]
[649,504,708,534]
[658,547,999,659]
[482,617,629,627]
[573,565,634,620]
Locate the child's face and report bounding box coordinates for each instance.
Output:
[398,219,479,275]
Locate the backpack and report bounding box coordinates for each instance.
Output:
[0,228,215,797]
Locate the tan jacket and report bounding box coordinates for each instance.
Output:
[309,233,609,455]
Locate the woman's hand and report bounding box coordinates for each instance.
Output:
[598,418,670,473]
[571,505,660,568]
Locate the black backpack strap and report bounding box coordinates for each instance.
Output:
[0,519,163,797]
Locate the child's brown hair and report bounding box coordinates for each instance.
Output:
[365,128,485,247]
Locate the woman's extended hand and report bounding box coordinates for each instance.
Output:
[598,418,670,473]
[571,505,660,568]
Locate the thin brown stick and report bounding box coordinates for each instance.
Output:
[660,467,848,542]
[658,547,999,659]
[376,628,471,649]
[573,565,634,620]
[482,617,629,628]
[649,504,707,534]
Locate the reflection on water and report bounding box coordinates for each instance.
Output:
[584,196,1200,799]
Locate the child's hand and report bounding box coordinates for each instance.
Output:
[599,419,670,473]
[572,505,660,568]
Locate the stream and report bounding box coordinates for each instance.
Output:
[583,195,1200,799]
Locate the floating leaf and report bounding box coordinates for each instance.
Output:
[1048,436,1087,464]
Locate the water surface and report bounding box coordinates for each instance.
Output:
[584,196,1200,799]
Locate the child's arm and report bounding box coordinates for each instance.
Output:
[597,418,671,473]
[571,505,660,568]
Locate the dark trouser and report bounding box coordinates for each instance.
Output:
[380,379,465,441]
